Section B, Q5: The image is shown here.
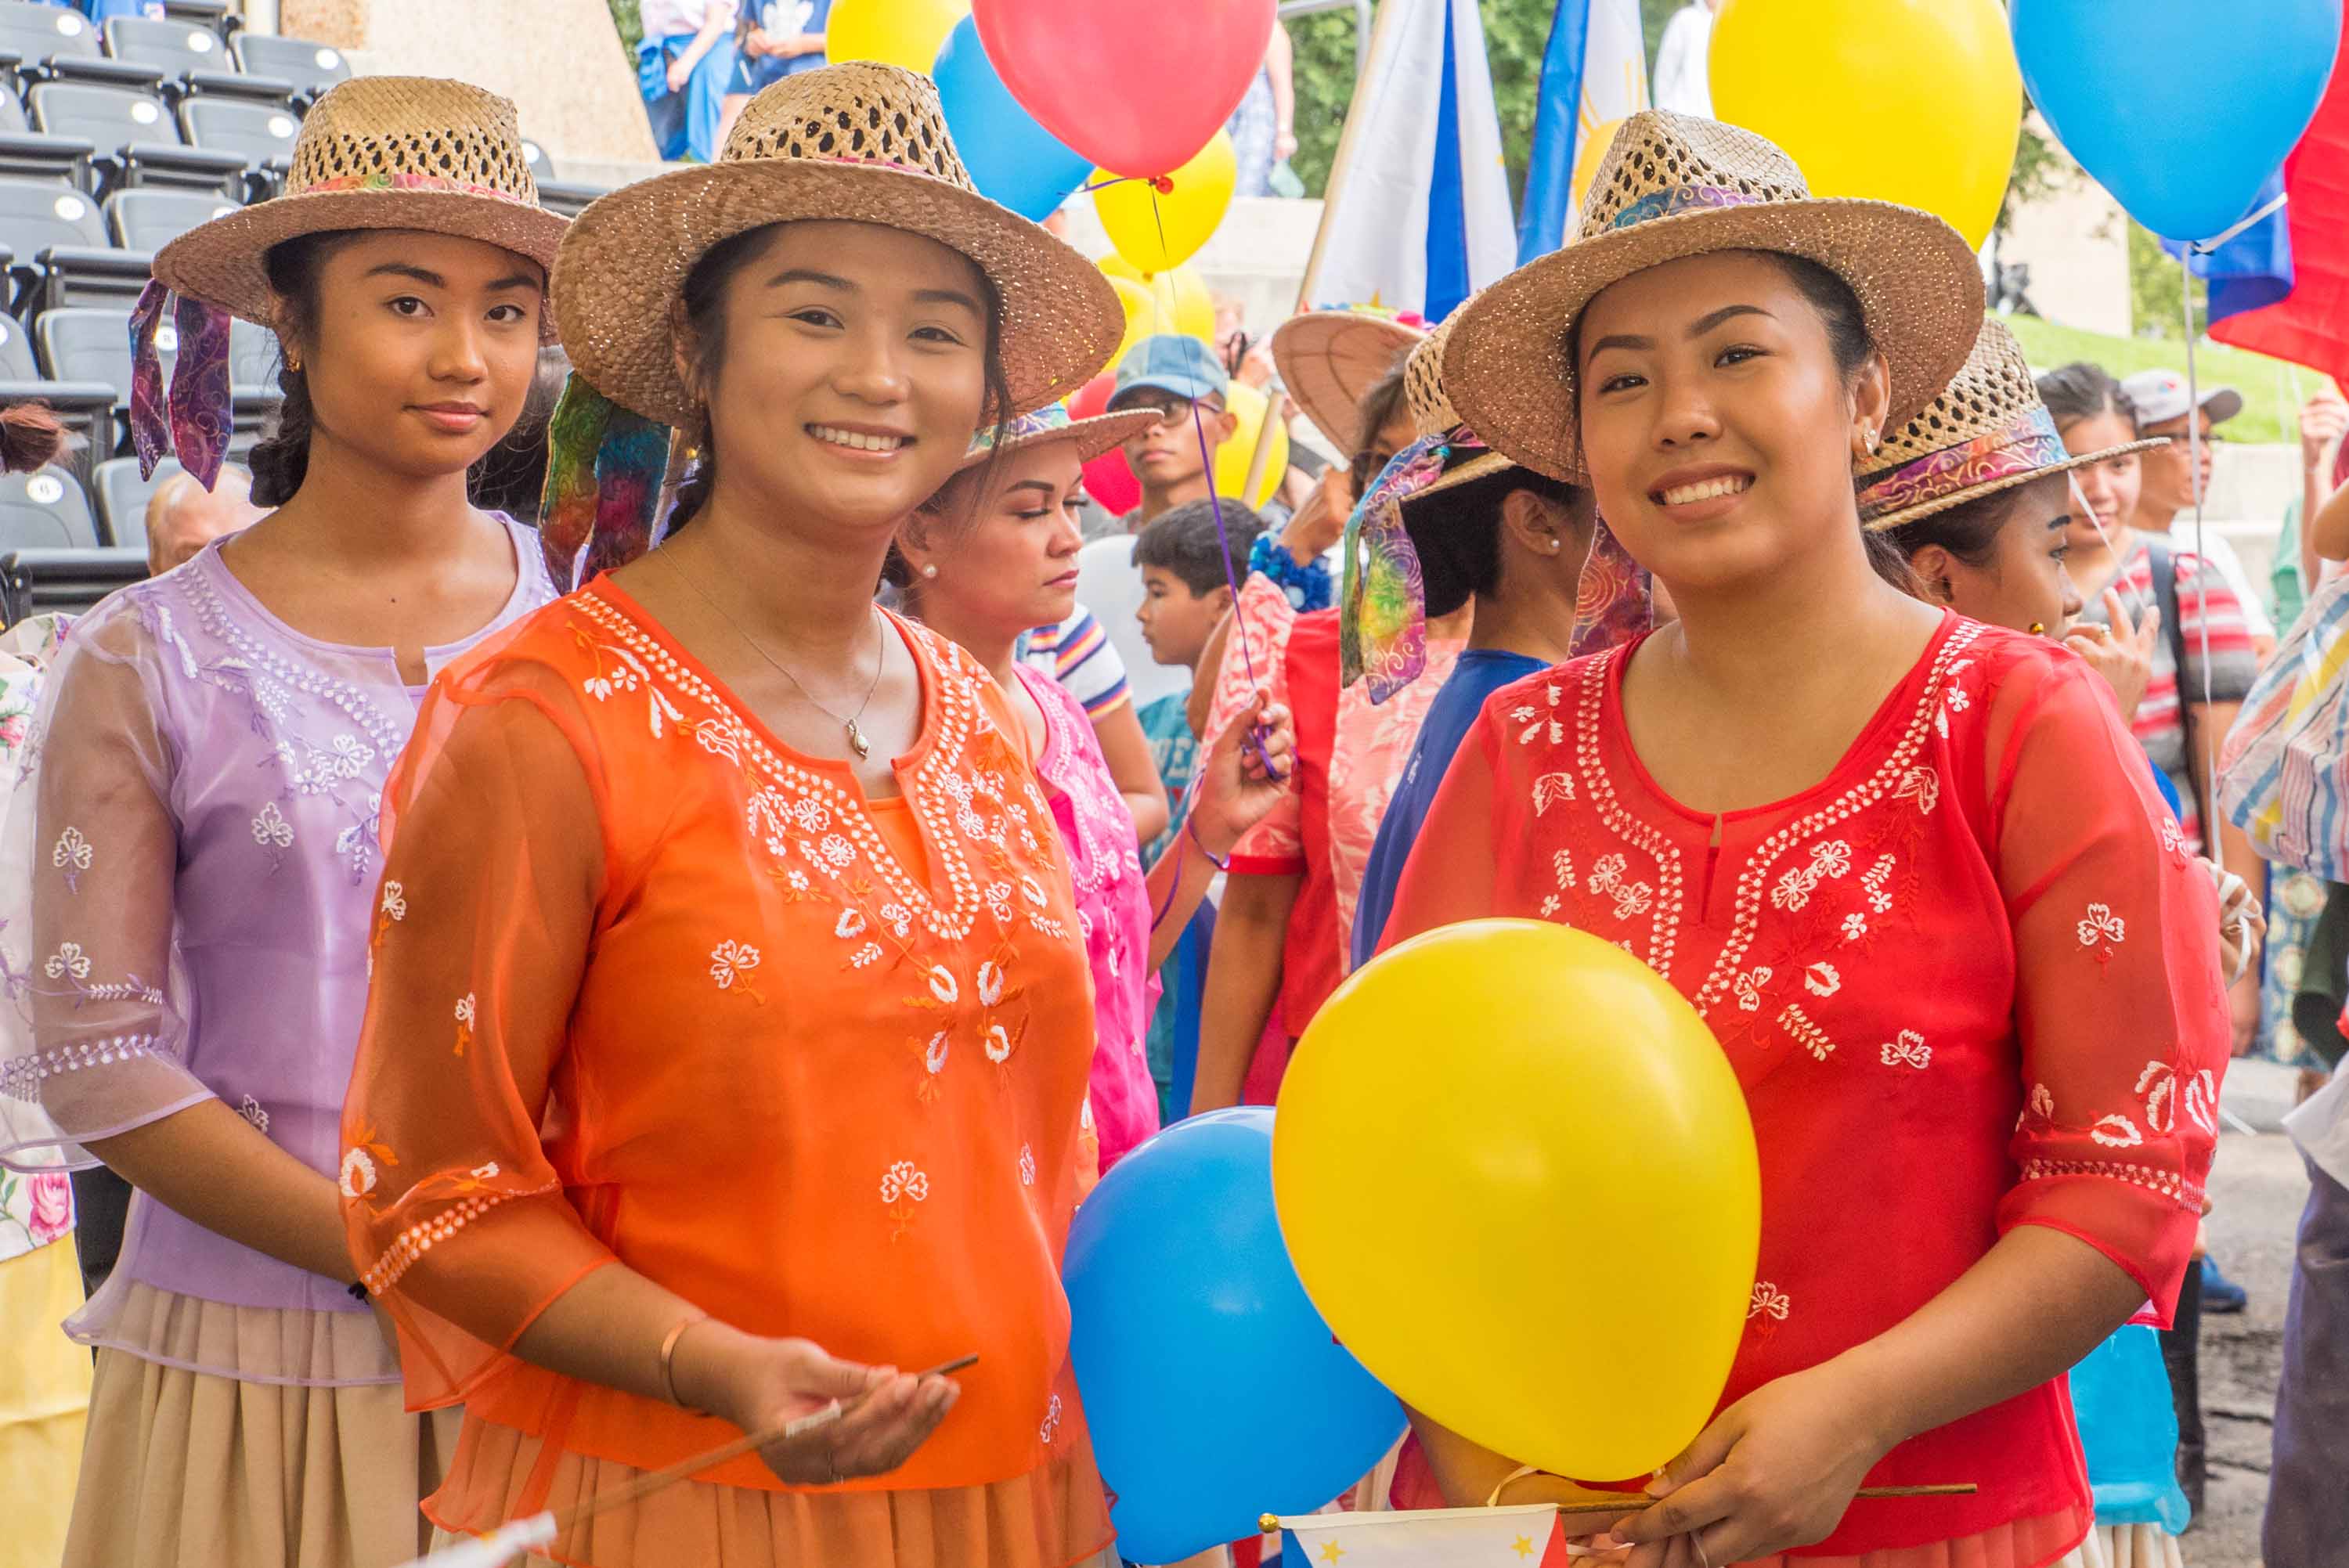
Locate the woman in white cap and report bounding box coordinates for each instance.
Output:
[0,77,566,1567]
[1384,111,2230,1568]
[340,63,1275,1568]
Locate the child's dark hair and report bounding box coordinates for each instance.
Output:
[1407,456,1580,618]
[1875,486,2027,575]
[0,402,67,474]
[667,222,1016,532]
[1566,248,1911,593]
[1353,358,1413,462]
[2036,362,2138,436]
[1133,499,1268,597]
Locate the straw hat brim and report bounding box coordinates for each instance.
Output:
[1273,312,1426,453]
[153,189,568,340]
[554,160,1125,428]
[1399,449,1516,507]
[1442,197,1986,483]
[1864,438,2168,533]
[955,409,1159,474]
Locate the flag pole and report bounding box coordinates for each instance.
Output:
[1293,0,1413,313]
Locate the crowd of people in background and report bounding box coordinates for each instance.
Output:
[0,52,2337,1568]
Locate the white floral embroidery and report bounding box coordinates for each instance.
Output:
[1880,1031,1931,1069]
[1039,1391,1063,1444]
[1019,1143,1036,1187]
[1553,849,1577,890]
[1611,879,1654,920]
[1861,853,1897,913]
[2136,1062,2220,1137]
[923,1031,949,1073]
[2091,1114,2145,1148]
[834,909,867,939]
[1733,966,1773,1013]
[1539,894,1561,917]
[1777,1003,1837,1061]
[879,1160,930,1204]
[338,1147,376,1199]
[2160,816,2186,859]
[817,834,855,868]
[1769,839,1853,912]
[471,1162,500,1181]
[1020,874,1048,907]
[1802,961,1841,998]
[710,940,762,989]
[251,799,293,850]
[1892,767,1940,817]
[379,881,407,922]
[977,961,1005,1006]
[1588,853,1628,896]
[454,993,476,1026]
[1533,772,1576,815]
[2077,904,2127,947]
[583,663,641,701]
[1748,1281,1791,1321]
[850,942,885,968]
[51,825,91,890]
[985,1022,1012,1062]
[1841,913,1867,941]
[926,966,959,1004]
[880,902,912,939]
[43,942,91,981]
[238,1094,269,1132]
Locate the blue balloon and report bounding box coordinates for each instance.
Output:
[2013,0,2343,243]
[1064,1108,1405,1564]
[933,15,1095,224]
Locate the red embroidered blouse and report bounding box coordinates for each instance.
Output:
[1381,615,2228,1560]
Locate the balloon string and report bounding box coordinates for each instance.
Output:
[1082,173,1175,196]
[2187,190,2289,257]
[2180,251,2220,833]
[1146,178,1282,786]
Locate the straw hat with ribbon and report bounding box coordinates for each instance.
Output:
[952,402,1158,476]
[132,77,568,492]
[1858,318,2164,532]
[535,63,1126,591]
[1340,314,1651,703]
[1271,303,1427,454]
[1442,110,1984,484]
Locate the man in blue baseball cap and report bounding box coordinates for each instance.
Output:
[1105,333,1240,533]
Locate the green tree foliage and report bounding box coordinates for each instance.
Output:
[608,0,642,58]
[2128,221,2209,342]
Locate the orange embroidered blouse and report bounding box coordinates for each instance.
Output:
[340,579,1110,1563]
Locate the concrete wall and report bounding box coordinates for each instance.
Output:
[1994,124,2132,338]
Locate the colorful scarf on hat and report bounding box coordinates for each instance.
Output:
[1570,521,1651,657]
[539,373,674,593]
[128,279,233,491]
[1338,431,1449,704]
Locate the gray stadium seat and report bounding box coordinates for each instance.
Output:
[0,83,93,186]
[0,2,100,70]
[229,31,349,105]
[94,452,249,552]
[0,175,105,252]
[179,96,298,169]
[105,17,293,104]
[28,80,246,195]
[0,175,146,311]
[0,466,98,550]
[228,317,277,387]
[108,185,236,251]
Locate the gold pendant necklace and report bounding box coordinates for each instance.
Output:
[661,553,886,761]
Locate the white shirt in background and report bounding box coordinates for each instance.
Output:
[1654,2,1716,118]
[638,0,734,42]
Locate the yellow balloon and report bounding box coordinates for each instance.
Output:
[824,0,968,73]
[1093,132,1237,275]
[1099,257,1217,344]
[1272,921,1760,1481]
[1572,117,1626,214]
[1709,0,2019,249]
[1212,382,1288,510]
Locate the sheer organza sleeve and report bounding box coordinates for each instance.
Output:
[1986,650,2228,1322]
[1206,574,1304,874]
[340,661,617,1408]
[1377,698,1505,953]
[0,600,203,1172]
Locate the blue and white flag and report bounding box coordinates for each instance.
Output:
[1516,0,1651,263]
[1304,0,1515,324]
[2163,171,2294,326]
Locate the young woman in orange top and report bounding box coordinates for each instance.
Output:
[339,65,1286,1568]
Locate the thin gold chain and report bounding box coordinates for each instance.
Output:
[658,550,887,756]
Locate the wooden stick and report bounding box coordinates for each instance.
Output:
[1290,0,1412,313]
[549,1354,979,1530]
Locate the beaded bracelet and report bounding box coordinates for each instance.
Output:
[1248,532,1334,613]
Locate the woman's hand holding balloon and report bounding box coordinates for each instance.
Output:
[1190,690,1294,860]
[1598,1358,1894,1568]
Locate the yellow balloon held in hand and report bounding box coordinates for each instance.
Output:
[1212,382,1287,511]
[824,0,969,73]
[1272,921,1760,1482]
[1709,0,2021,249]
[1094,132,1238,275]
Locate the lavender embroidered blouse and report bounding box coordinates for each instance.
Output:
[0,518,555,1384]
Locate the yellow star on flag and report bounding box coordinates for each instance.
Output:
[1319,1542,1346,1565]
[1513,1535,1536,1559]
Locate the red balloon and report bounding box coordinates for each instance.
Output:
[1070,370,1142,515]
[974,0,1276,178]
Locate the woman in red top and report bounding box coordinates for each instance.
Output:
[1396,112,2230,1568]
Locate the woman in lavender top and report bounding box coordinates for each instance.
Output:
[0,79,566,1568]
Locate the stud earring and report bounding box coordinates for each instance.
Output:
[920,562,939,579]
[2029,622,2046,636]
[1866,428,1880,454]
[286,352,301,373]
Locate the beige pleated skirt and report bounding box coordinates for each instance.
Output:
[62,1289,460,1568]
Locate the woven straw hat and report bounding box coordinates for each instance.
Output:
[1393,314,1517,504]
[151,77,567,337]
[953,403,1157,473]
[553,63,1124,428]
[1442,110,1984,482]
[1272,305,1427,452]
[1860,319,2163,532]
